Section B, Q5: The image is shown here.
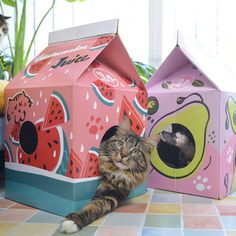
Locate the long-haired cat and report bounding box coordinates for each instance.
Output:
[0,14,10,45]
[60,116,159,234]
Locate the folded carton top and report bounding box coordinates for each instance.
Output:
[49,19,118,45]
[147,32,236,92]
[7,19,142,90]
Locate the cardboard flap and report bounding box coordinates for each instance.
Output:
[7,34,115,89]
[97,35,143,88]
[49,19,118,45]
[146,47,189,89]
[177,32,236,91]
[148,32,236,92]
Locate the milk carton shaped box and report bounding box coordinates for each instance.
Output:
[4,20,147,215]
[147,34,236,199]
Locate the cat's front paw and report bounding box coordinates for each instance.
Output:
[60,219,79,234]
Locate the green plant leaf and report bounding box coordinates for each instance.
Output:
[13,0,26,77]
[23,0,56,66]
[65,0,85,2]
[2,0,16,7]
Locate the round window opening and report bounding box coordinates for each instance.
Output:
[157,123,196,169]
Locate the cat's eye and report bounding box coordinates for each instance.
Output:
[116,140,124,148]
[132,149,140,155]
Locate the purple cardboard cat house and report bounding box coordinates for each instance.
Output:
[147,33,236,199]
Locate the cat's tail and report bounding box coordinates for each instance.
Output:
[60,190,127,234]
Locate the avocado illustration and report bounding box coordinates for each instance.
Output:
[226,97,236,134]
[150,101,210,179]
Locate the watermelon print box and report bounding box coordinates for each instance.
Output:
[4,20,147,216]
[147,33,236,199]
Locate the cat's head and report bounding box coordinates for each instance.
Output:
[99,116,159,172]
[160,131,188,148]
[0,14,10,43]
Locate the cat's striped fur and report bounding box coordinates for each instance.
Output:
[60,116,159,233]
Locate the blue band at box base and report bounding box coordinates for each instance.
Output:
[5,168,147,216]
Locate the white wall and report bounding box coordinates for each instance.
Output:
[152,0,236,75]
[1,0,149,65]
[1,0,236,75]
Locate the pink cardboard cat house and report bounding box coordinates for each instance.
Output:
[147,33,236,199]
[4,19,148,216]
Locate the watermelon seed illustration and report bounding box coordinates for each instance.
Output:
[65,69,69,74]
[93,101,97,110]
[80,144,84,153]
[42,76,46,81]
[116,107,120,113]
[36,100,39,106]
[86,92,89,100]
[162,82,169,89]
[48,73,52,77]
[44,98,47,103]
[192,79,204,87]
[96,134,99,140]
[39,91,42,98]
[105,115,109,123]
[33,112,36,117]
[70,131,73,140]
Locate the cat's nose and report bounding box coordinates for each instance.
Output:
[116,154,122,161]
[121,149,129,158]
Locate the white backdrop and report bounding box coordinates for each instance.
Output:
[1,0,236,75]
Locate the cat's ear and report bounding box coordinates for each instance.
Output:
[3,16,11,20]
[144,134,160,153]
[117,115,131,136]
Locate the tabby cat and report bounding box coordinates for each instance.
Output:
[60,116,159,234]
[0,14,10,44]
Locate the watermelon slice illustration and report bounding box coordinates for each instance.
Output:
[4,141,13,162]
[90,35,114,51]
[56,131,69,176]
[66,149,84,178]
[133,85,148,115]
[24,58,51,78]
[9,122,21,145]
[17,119,64,172]
[43,91,70,129]
[119,96,145,137]
[91,79,115,106]
[82,147,100,178]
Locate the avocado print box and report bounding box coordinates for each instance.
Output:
[4,20,147,216]
[147,33,236,199]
